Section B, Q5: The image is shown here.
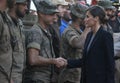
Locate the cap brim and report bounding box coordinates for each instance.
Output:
[60,1,69,5]
[71,8,84,18]
[44,9,60,14]
[105,6,115,9]
[52,9,60,13]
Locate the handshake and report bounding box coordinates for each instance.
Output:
[53,57,67,68]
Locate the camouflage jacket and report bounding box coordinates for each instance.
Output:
[0,11,13,81]
[26,23,55,81]
[59,24,83,82]
[9,17,26,83]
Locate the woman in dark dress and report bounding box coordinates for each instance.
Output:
[66,5,115,83]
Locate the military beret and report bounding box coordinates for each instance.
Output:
[70,3,88,19]
[33,0,59,14]
[97,0,115,9]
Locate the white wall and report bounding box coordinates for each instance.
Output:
[86,0,92,4]
[30,0,36,11]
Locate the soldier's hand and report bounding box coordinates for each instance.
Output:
[10,79,14,83]
[55,57,67,68]
[84,27,91,33]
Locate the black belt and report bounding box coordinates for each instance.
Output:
[114,56,120,60]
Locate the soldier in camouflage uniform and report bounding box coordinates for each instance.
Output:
[0,0,15,83]
[97,0,114,34]
[8,0,28,83]
[24,0,64,83]
[59,3,90,83]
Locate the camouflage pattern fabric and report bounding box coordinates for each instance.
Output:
[25,23,55,82]
[0,11,13,83]
[9,18,26,83]
[70,3,88,19]
[59,24,83,83]
[16,0,27,3]
[33,0,59,14]
[97,0,115,9]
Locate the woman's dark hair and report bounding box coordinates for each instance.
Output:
[87,5,108,24]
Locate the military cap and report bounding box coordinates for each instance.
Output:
[51,0,69,6]
[97,0,115,9]
[70,3,88,19]
[65,0,75,5]
[33,0,59,14]
[16,0,27,3]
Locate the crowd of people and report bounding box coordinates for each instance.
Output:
[0,0,120,83]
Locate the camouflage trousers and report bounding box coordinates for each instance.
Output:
[24,79,50,83]
[29,80,78,83]
[12,72,22,83]
[63,81,77,83]
[58,68,80,83]
[30,80,46,83]
[0,71,9,83]
[23,75,50,83]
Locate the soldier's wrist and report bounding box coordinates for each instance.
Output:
[49,58,56,65]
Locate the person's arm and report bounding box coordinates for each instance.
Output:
[52,58,82,68]
[10,79,14,83]
[26,29,62,67]
[28,48,57,66]
[104,32,115,83]
[65,28,90,49]
[67,59,82,68]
